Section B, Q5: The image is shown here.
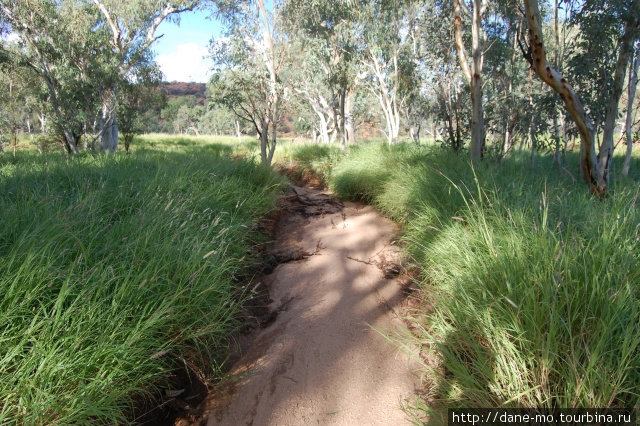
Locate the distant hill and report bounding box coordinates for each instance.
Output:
[160,82,206,105]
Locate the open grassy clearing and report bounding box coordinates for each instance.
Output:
[0,138,284,424]
[312,143,640,421]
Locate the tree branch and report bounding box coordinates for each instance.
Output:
[453,0,472,83]
[92,0,121,49]
[523,0,605,194]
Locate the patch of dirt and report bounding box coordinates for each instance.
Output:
[168,184,423,425]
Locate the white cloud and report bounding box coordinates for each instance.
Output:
[155,42,211,83]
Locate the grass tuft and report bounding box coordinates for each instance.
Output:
[324,143,640,420]
[0,137,284,424]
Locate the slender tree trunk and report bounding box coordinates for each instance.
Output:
[235,119,241,142]
[561,113,568,163]
[370,52,400,145]
[523,0,606,194]
[552,0,562,166]
[25,117,33,142]
[599,17,639,183]
[124,134,133,153]
[258,122,269,165]
[345,87,355,145]
[470,75,484,160]
[432,120,438,145]
[338,87,346,150]
[257,0,279,165]
[454,0,487,162]
[623,46,640,176]
[528,69,537,168]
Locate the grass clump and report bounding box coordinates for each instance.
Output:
[271,141,341,186]
[0,140,284,424]
[325,143,640,419]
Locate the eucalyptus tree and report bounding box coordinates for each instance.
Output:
[353,0,425,145]
[1,0,107,153]
[453,0,489,162]
[288,40,338,144]
[1,0,196,154]
[87,0,198,153]
[415,0,468,150]
[360,0,403,145]
[623,44,640,176]
[117,61,164,152]
[589,0,639,184]
[0,58,29,154]
[208,0,286,165]
[283,0,361,148]
[565,0,640,184]
[523,0,606,193]
[207,0,285,165]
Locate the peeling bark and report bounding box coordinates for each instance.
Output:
[523,0,606,194]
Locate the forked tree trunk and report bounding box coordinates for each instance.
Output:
[370,52,401,145]
[257,119,276,167]
[599,15,639,183]
[523,0,606,194]
[623,46,640,176]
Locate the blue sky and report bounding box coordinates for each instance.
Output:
[153,9,224,83]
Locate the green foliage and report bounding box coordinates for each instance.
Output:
[324,143,640,417]
[0,138,284,423]
[567,0,640,130]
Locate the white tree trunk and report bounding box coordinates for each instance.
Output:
[98,97,118,154]
[314,107,330,144]
[599,18,638,183]
[257,0,279,166]
[369,51,401,145]
[454,0,487,162]
[623,47,640,177]
[345,87,356,145]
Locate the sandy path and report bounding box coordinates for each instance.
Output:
[202,185,420,426]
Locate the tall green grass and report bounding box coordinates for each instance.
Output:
[0,141,284,423]
[325,143,640,421]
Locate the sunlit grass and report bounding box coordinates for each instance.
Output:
[0,137,284,424]
[322,143,640,420]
